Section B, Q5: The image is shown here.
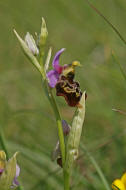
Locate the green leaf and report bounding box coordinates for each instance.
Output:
[65,92,86,173]
[0,152,18,190]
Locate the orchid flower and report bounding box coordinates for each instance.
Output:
[47,48,84,107]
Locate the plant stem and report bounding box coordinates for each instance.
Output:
[64,171,70,190]
[39,54,67,188]
[80,144,111,190]
[49,89,66,167]
[40,61,66,168]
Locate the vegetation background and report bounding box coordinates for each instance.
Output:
[0,0,126,189]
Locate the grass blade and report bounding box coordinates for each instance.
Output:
[80,144,111,190]
[85,0,126,45]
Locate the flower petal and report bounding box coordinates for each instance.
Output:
[52,48,65,73]
[47,70,59,88]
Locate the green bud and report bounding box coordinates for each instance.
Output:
[65,92,86,173]
[39,17,48,48]
[0,152,18,190]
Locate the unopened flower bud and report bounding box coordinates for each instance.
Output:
[62,120,71,136]
[57,157,62,168]
[25,32,39,56]
[39,17,48,49]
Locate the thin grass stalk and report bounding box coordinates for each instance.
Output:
[112,52,126,81]
[85,0,126,45]
[80,144,111,190]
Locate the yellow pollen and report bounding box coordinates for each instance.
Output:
[72,61,81,67]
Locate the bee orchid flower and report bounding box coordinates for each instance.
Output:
[47,48,83,107]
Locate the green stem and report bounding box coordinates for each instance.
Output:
[80,144,111,190]
[45,82,66,168]
[39,57,66,169]
[64,171,70,190]
[39,55,67,188]
[48,87,68,190]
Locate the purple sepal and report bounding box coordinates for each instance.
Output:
[52,48,65,73]
[47,48,66,88]
[47,70,59,88]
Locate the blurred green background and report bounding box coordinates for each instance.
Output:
[0,0,126,189]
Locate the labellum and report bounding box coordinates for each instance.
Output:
[56,70,82,107]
